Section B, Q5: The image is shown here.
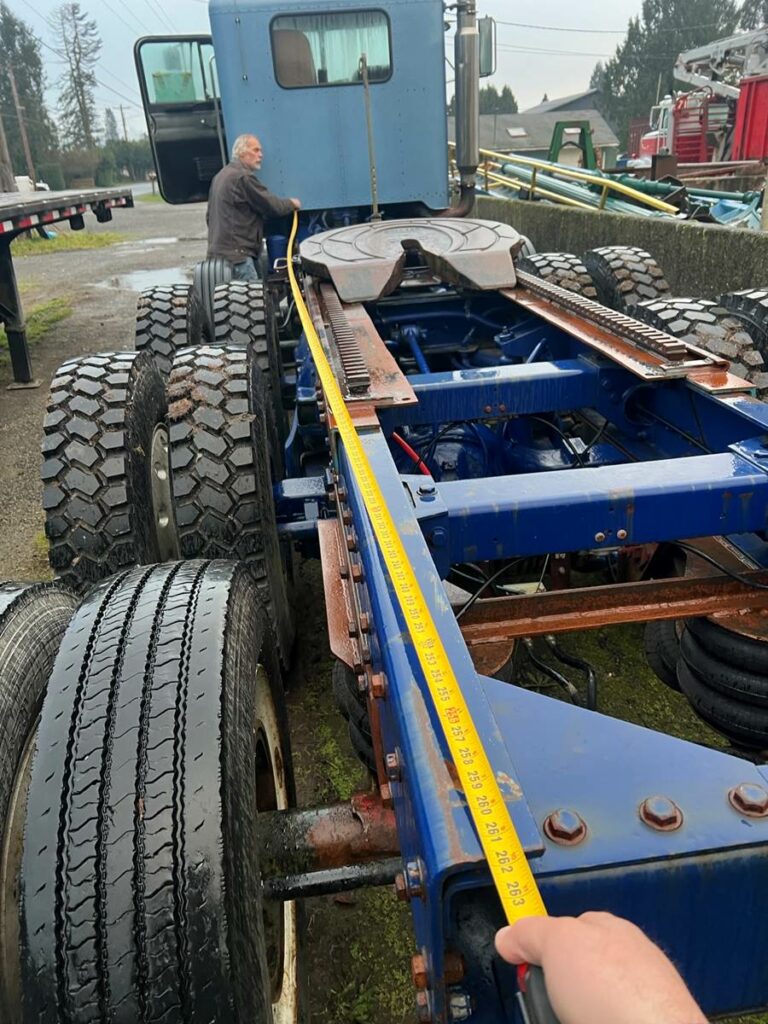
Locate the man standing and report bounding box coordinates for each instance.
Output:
[207,133,301,281]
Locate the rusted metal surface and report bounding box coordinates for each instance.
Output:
[300,218,522,302]
[257,791,400,879]
[507,285,751,394]
[319,283,417,408]
[458,568,768,643]
[318,518,361,671]
[681,536,768,641]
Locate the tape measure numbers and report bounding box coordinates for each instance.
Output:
[287,213,547,925]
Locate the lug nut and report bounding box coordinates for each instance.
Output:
[639,795,684,831]
[729,782,768,817]
[543,808,587,846]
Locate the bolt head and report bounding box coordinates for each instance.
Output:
[411,953,428,990]
[405,859,425,899]
[448,989,473,1022]
[594,532,606,543]
[617,529,628,540]
[370,672,387,699]
[415,990,432,1023]
[639,795,684,831]
[395,872,409,901]
[418,482,436,497]
[385,751,401,782]
[543,808,587,845]
[729,782,768,817]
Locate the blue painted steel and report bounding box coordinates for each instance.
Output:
[435,452,768,562]
[378,360,601,430]
[208,0,449,210]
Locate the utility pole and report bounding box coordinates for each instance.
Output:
[7,66,36,185]
[0,111,17,191]
[119,104,128,141]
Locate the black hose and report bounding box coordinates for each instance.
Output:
[544,635,598,711]
[522,639,582,706]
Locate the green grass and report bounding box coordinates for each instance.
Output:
[0,296,72,366]
[11,231,126,256]
[136,191,165,203]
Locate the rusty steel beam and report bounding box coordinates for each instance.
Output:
[257,791,400,882]
[458,570,768,643]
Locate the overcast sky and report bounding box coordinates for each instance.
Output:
[11,0,645,136]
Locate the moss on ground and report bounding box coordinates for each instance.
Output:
[0,296,72,366]
[11,231,126,256]
[136,192,165,203]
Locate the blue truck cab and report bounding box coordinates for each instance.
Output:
[135,0,450,216]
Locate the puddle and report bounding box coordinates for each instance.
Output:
[95,266,193,291]
[117,236,179,247]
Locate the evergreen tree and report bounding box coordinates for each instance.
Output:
[541,92,549,103]
[739,0,768,26]
[590,62,606,91]
[104,107,119,143]
[51,3,101,148]
[0,4,58,171]
[449,84,518,115]
[593,0,740,146]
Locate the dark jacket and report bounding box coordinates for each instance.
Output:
[206,159,294,262]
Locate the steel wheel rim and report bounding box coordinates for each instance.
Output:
[150,423,179,561]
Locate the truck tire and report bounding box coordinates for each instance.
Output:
[212,281,285,475]
[18,562,304,1024]
[629,297,767,394]
[582,246,670,312]
[135,283,191,377]
[187,257,232,346]
[677,658,768,749]
[0,583,77,1019]
[719,289,768,349]
[643,619,681,691]
[517,252,597,299]
[167,347,293,665]
[41,351,176,592]
[332,661,375,772]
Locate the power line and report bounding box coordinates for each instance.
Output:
[497,43,612,58]
[493,18,739,35]
[141,0,176,34]
[95,0,151,38]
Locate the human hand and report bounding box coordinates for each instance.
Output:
[291,197,301,209]
[495,912,706,1024]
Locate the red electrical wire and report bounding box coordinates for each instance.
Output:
[391,432,432,476]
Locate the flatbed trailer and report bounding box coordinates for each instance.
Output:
[0,187,133,388]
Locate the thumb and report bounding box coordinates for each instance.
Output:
[495,916,560,966]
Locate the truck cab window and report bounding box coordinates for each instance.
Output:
[139,39,217,104]
[271,11,391,88]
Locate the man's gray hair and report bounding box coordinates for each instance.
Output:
[232,134,258,159]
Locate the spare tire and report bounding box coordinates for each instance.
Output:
[135,283,191,377]
[19,562,304,1024]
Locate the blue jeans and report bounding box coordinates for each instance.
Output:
[232,257,259,281]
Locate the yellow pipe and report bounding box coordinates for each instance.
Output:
[484,170,593,210]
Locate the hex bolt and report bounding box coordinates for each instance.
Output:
[617,529,628,541]
[639,795,684,831]
[347,620,358,638]
[395,872,408,901]
[415,990,432,1023]
[359,612,371,633]
[729,782,768,817]
[386,750,402,782]
[448,989,473,1022]
[594,532,606,543]
[411,953,428,990]
[371,672,387,699]
[418,482,436,497]
[380,782,392,808]
[404,858,425,900]
[483,404,493,414]
[543,808,588,845]
[337,487,348,503]
[346,530,358,552]
[319,412,327,425]
[350,563,363,583]
[342,509,353,525]
[444,951,465,985]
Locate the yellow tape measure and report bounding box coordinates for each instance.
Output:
[287,213,547,925]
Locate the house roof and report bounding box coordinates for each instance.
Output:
[523,89,602,114]
[448,111,619,153]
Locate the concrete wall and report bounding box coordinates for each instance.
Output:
[476,195,768,298]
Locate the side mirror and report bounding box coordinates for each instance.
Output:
[479,16,496,78]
